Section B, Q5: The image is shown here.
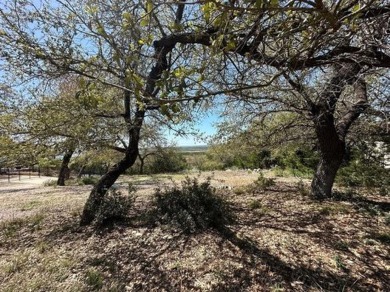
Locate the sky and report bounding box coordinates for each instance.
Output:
[167,109,221,147]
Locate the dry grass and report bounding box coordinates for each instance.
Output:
[0,170,389,291]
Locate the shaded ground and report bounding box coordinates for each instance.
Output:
[0,170,389,291]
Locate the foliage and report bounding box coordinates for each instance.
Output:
[85,268,104,290]
[80,176,100,186]
[148,148,188,174]
[273,146,318,178]
[336,146,389,188]
[152,177,234,233]
[250,173,275,192]
[95,187,135,226]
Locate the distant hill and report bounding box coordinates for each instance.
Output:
[177,145,208,153]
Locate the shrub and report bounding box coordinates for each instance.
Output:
[152,177,234,233]
[251,173,275,191]
[336,147,389,188]
[249,200,262,209]
[80,176,99,185]
[86,269,104,290]
[95,187,135,225]
[43,179,57,187]
[149,148,187,174]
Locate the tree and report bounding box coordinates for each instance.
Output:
[0,0,201,224]
[1,0,388,229]
[187,0,390,198]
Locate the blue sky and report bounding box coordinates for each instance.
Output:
[168,109,221,146]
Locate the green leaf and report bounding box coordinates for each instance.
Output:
[140,16,149,27]
[201,2,216,23]
[122,11,131,22]
[270,0,279,8]
[255,0,263,8]
[352,4,360,13]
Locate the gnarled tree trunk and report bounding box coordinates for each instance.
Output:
[57,149,74,186]
[309,65,368,199]
[79,1,188,226]
[79,145,140,225]
[311,121,345,199]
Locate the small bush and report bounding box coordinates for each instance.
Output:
[249,200,262,210]
[80,176,99,185]
[86,268,104,290]
[153,177,234,233]
[251,173,275,191]
[43,180,57,187]
[95,187,135,225]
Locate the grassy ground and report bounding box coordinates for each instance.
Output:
[0,170,389,291]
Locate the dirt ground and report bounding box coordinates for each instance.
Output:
[0,170,389,291]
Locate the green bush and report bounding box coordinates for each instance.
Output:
[336,148,389,188]
[80,176,99,185]
[153,177,234,233]
[250,173,275,191]
[149,148,187,174]
[95,187,135,225]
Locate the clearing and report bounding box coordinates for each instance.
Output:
[0,170,389,291]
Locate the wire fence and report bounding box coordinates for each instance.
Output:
[0,167,41,183]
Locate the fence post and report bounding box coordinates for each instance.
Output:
[18,169,21,181]
[8,168,10,183]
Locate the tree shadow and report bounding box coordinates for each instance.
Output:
[331,192,390,213]
[215,226,383,291]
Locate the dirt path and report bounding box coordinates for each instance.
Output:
[0,176,54,192]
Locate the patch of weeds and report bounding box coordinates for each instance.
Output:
[85,268,104,290]
[297,179,310,196]
[318,204,350,216]
[80,176,99,185]
[332,189,361,201]
[29,213,45,230]
[95,187,135,226]
[356,202,382,216]
[233,185,248,195]
[249,199,262,210]
[153,177,235,233]
[334,240,349,251]
[369,232,390,245]
[0,218,25,237]
[270,283,285,292]
[4,253,29,274]
[379,186,389,196]
[20,200,41,211]
[318,206,331,216]
[334,255,347,271]
[273,167,287,177]
[36,241,49,254]
[250,173,275,192]
[43,179,57,187]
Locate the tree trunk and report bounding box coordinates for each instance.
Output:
[311,119,346,199]
[57,149,74,186]
[139,156,145,175]
[311,147,345,199]
[77,165,86,178]
[79,147,139,226]
[79,1,187,226]
[308,64,367,199]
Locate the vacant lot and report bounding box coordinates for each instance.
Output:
[0,171,389,291]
